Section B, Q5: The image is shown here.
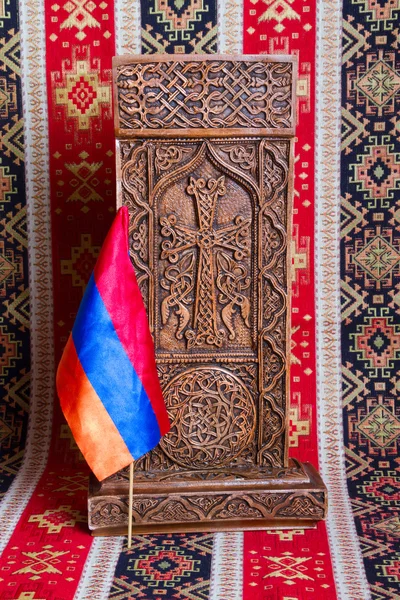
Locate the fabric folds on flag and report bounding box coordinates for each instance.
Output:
[56,206,170,481]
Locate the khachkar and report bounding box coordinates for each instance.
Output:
[88,55,327,534]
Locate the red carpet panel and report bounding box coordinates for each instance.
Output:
[0,0,398,598]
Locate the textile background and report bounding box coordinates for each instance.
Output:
[0,0,399,598]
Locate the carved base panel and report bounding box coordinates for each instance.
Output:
[88,461,326,535]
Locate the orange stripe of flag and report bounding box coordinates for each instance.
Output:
[56,335,133,481]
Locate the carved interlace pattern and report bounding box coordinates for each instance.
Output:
[89,491,326,527]
[257,141,289,466]
[155,145,192,172]
[219,144,257,176]
[160,367,256,469]
[116,60,294,131]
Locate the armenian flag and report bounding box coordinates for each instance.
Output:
[56,206,170,481]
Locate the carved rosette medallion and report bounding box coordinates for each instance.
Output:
[160,367,256,468]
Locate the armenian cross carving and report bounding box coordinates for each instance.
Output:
[160,175,251,348]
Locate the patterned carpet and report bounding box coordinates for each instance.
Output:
[0,0,399,599]
[0,0,30,501]
[341,0,400,596]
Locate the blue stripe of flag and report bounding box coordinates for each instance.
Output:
[72,273,161,460]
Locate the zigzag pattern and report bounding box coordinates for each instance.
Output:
[341,0,400,592]
[0,29,19,73]
[0,5,30,501]
[141,0,217,54]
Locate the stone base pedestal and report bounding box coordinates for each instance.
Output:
[88,459,327,536]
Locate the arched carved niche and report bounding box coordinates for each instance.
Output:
[154,144,257,354]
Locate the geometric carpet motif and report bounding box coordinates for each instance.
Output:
[242,526,337,599]
[141,0,218,54]
[1,0,395,598]
[0,0,30,500]
[341,0,400,595]
[0,0,339,598]
[110,533,213,599]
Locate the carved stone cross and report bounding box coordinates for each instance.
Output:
[160,175,251,348]
[89,55,327,535]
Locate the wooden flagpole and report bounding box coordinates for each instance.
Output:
[127,461,134,549]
